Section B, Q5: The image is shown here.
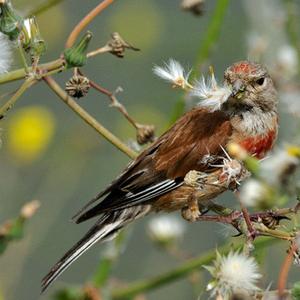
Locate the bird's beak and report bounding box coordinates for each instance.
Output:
[231,80,245,99]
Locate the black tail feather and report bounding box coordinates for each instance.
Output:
[41,205,151,293]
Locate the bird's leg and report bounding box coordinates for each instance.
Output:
[181,193,201,222]
[194,210,242,224]
[206,201,235,216]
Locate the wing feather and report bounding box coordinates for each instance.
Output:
[74,108,232,223]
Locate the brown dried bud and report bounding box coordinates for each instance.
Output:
[136,124,155,145]
[260,214,290,230]
[65,75,90,98]
[107,32,140,58]
[181,0,205,16]
[20,200,40,219]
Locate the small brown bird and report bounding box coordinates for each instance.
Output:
[42,61,278,291]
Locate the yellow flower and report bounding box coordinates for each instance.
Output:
[7,106,55,163]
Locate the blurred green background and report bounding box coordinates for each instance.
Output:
[0,0,299,299]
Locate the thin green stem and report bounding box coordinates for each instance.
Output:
[111,237,277,300]
[0,58,64,85]
[0,78,36,119]
[25,0,66,17]
[284,0,300,76]
[194,0,229,72]
[93,232,127,288]
[43,76,138,159]
[17,42,29,74]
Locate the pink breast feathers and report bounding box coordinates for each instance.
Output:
[239,129,277,159]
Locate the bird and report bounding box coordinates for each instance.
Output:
[41,60,278,292]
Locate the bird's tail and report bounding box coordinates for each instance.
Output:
[41,205,151,293]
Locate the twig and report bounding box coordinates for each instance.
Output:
[43,76,137,159]
[79,70,139,129]
[111,237,277,300]
[0,78,36,119]
[277,242,297,298]
[235,191,256,240]
[87,45,112,58]
[0,58,64,85]
[65,0,115,48]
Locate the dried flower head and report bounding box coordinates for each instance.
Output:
[0,32,12,74]
[153,59,192,89]
[210,146,249,188]
[191,71,232,112]
[147,215,186,246]
[136,124,155,145]
[65,75,90,98]
[205,251,262,299]
[107,32,140,58]
[181,0,205,16]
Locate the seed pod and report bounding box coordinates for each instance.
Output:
[136,124,155,145]
[65,75,90,99]
[64,31,92,68]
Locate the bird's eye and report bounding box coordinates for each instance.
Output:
[256,77,265,86]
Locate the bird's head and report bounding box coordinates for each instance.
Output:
[224,61,277,112]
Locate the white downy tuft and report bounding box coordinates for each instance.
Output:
[191,73,232,112]
[153,59,191,89]
[206,251,262,299]
[0,33,13,74]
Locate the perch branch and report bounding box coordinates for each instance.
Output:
[0,78,36,119]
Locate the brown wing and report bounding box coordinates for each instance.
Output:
[74,107,232,223]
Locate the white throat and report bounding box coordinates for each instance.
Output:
[232,108,277,136]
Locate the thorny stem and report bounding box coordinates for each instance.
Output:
[196,202,298,241]
[111,237,277,300]
[43,76,137,159]
[0,78,36,119]
[235,191,256,240]
[65,0,115,49]
[277,242,297,298]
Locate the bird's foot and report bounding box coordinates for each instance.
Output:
[181,194,201,222]
[181,206,201,222]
